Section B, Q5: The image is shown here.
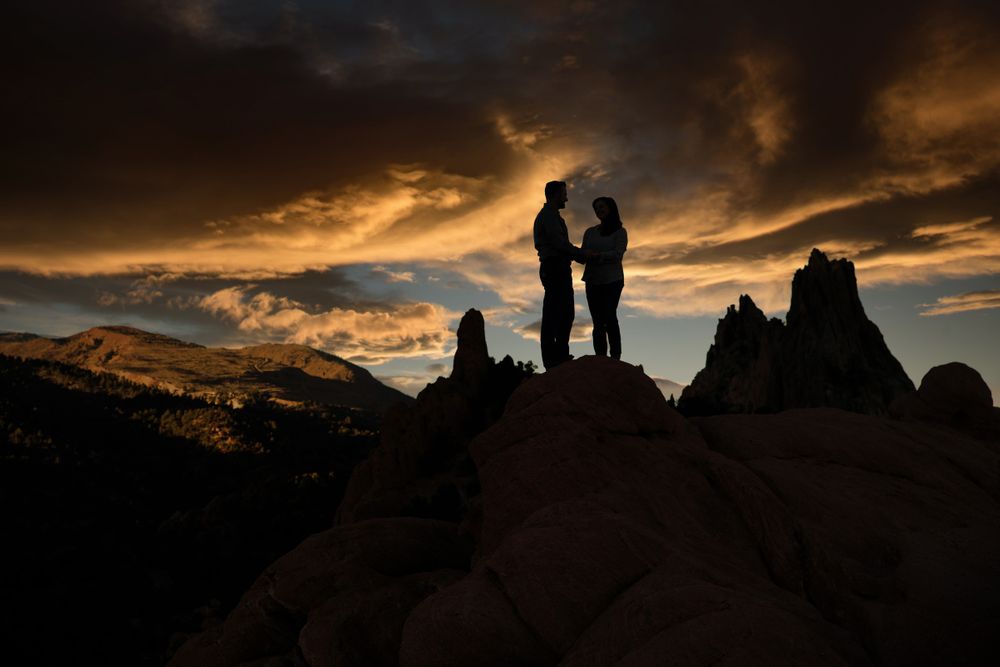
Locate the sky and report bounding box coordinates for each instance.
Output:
[1,0,998,402]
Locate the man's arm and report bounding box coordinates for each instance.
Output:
[541,210,589,262]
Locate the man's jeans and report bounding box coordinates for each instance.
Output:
[539,258,574,370]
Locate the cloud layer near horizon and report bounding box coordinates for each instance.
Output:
[1,0,998,363]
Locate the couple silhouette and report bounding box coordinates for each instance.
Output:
[533,180,628,371]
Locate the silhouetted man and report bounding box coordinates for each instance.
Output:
[534,180,591,370]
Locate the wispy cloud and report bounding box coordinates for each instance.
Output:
[919,290,1000,316]
[372,266,416,283]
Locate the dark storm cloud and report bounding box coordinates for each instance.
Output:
[4,0,998,251]
[451,0,1000,223]
[0,0,519,254]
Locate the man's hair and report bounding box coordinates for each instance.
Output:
[544,180,567,200]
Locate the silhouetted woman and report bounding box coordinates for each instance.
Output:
[582,197,628,359]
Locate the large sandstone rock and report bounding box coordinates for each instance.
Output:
[680,249,914,416]
[891,362,1000,441]
[172,350,999,666]
[694,409,1000,664]
[399,357,999,665]
[168,518,471,667]
[916,361,993,410]
[400,358,872,666]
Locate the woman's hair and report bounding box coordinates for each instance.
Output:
[593,196,623,235]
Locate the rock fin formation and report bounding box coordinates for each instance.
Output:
[680,249,914,415]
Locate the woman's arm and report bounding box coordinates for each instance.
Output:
[581,227,594,263]
[615,227,628,259]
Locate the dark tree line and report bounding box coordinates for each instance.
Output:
[0,355,382,666]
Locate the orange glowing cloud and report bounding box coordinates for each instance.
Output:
[920,290,1000,316]
[194,285,460,364]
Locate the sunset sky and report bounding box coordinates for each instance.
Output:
[1,0,998,401]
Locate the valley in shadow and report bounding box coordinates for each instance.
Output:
[0,355,380,665]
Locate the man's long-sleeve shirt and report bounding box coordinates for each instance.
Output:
[533,203,588,263]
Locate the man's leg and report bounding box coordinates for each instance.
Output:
[539,264,556,369]
[554,270,575,364]
[540,259,574,369]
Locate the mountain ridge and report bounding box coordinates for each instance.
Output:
[0,325,410,411]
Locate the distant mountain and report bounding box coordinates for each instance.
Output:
[651,376,686,402]
[0,325,412,411]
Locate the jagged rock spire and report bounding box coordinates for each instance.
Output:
[450,308,490,389]
[787,248,867,331]
[680,293,782,414]
[680,249,914,416]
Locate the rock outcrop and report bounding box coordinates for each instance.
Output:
[170,353,1000,666]
[890,361,1000,441]
[680,249,914,415]
[335,308,531,525]
[167,518,472,667]
[678,294,783,413]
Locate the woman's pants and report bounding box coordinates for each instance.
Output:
[585,279,624,359]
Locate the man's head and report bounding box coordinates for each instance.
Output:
[544,180,568,209]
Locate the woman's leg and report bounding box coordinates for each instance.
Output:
[585,282,608,356]
[607,280,624,359]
